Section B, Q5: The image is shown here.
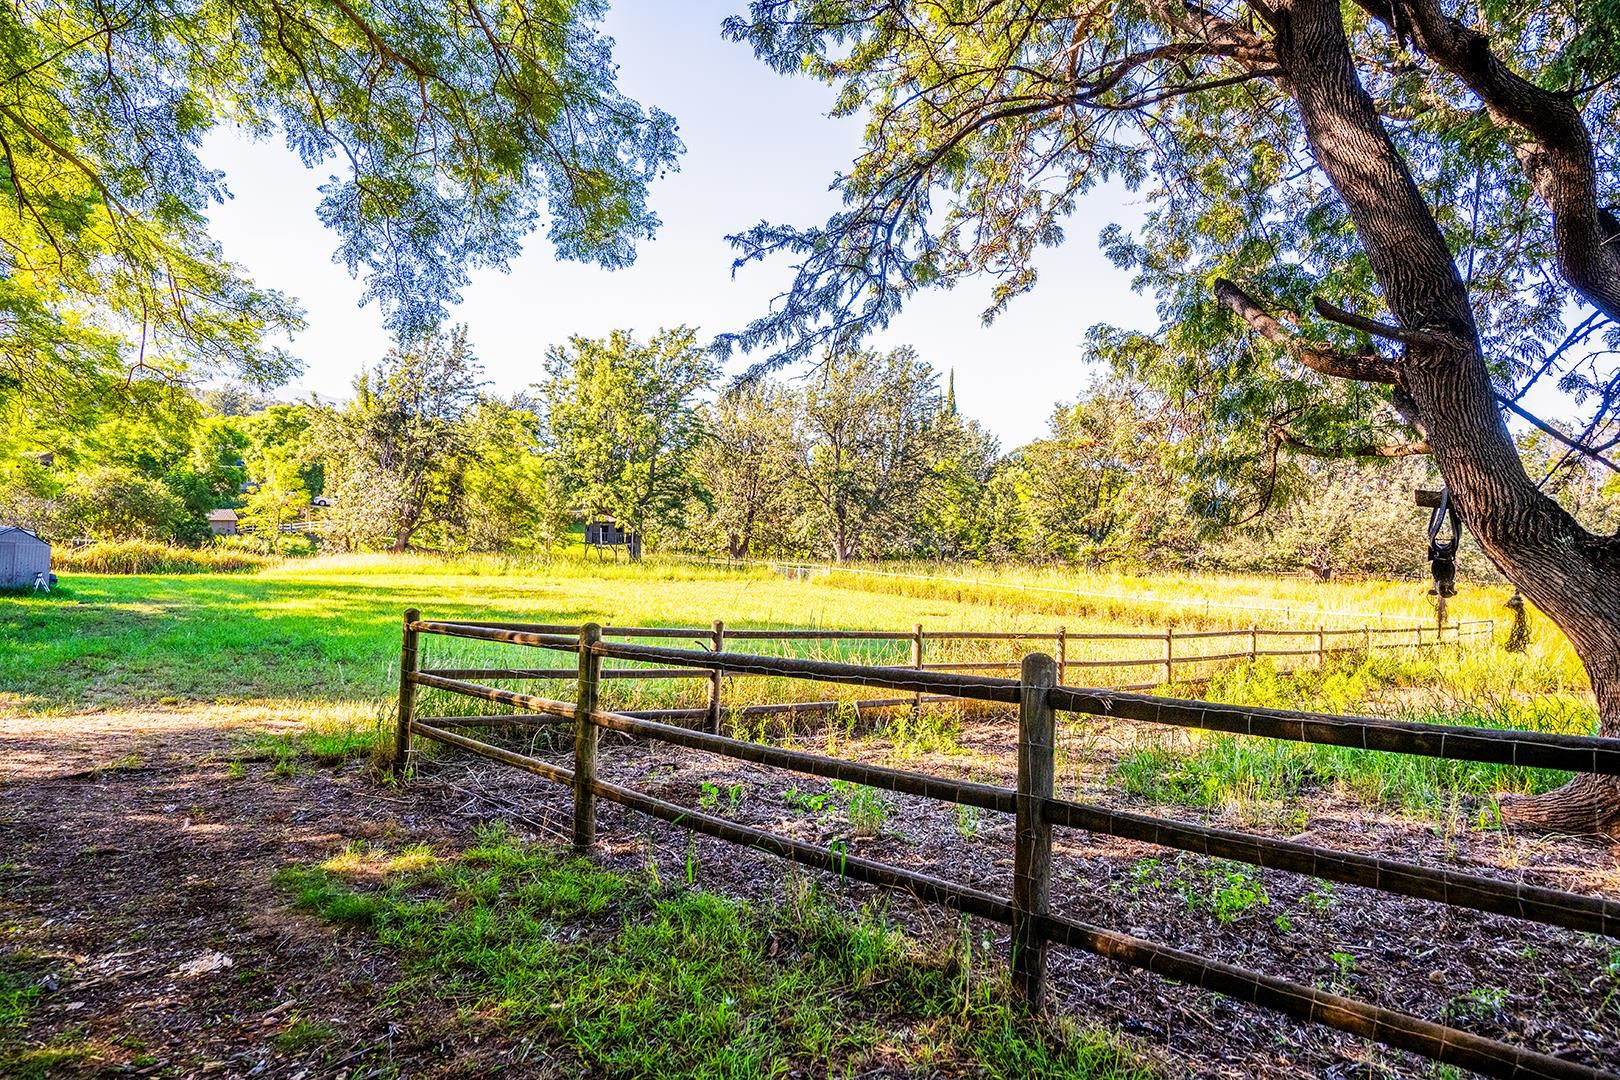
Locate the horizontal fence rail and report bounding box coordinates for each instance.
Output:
[410,616,1491,703]
[393,612,1616,1080]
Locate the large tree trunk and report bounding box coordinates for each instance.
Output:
[1275,0,1620,831]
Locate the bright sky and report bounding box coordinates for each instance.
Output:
[198,0,1156,448]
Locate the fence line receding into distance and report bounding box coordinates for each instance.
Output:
[415,616,1494,711]
[393,612,1612,1080]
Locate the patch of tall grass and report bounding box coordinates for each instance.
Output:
[55,540,273,575]
[1114,654,1596,817]
[808,558,1516,632]
[278,826,1150,1078]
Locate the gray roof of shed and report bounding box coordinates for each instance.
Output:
[0,526,48,545]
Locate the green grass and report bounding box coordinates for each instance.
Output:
[1127,857,1270,925]
[0,551,1583,717]
[277,826,1150,1079]
[233,715,386,774]
[0,953,89,1080]
[1113,656,1596,816]
[0,968,40,1040]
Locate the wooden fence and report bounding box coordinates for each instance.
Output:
[392,612,1613,1080]
[412,616,1493,727]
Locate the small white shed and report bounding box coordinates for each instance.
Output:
[0,526,51,588]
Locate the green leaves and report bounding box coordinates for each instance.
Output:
[538,327,718,543]
[1,0,680,405]
[722,0,1617,518]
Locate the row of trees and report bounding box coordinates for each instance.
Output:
[12,324,1611,576]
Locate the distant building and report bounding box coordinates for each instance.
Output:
[585,520,642,559]
[0,526,52,588]
[206,508,239,536]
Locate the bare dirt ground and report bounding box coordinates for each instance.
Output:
[3,707,1618,1078]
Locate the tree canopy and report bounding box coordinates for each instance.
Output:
[1,0,680,406]
[720,0,1620,829]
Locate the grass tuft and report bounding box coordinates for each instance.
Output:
[1116,657,1593,816]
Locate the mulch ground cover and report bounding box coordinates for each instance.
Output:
[2,709,1617,1078]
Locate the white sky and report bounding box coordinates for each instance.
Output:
[198,0,1155,448]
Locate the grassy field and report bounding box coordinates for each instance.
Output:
[0,552,1582,711]
[0,552,1605,1077]
[0,551,1594,817]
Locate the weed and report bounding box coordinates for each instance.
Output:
[237,720,379,768]
[1444,986,1508,1025]
[954,803,983,841]
[0,969,40,1037]
[832,781,892,837]
[1128,856,1269,924]
[1300,881,1336,912]
[274,1018,338,1052]
[697,782,746,815]
[783,785,835,816]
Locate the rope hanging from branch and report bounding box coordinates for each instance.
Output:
[1505,589,1530,653]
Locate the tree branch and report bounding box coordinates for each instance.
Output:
[1270,427,1430,458]
[1310,295,1451,348]
[1214,278,1402,383]
[1498,396,1620,474]
[1349,0,1620,324]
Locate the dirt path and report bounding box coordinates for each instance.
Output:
[2,709,1617,1078]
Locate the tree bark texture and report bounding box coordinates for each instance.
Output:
[1271,0,1620,830]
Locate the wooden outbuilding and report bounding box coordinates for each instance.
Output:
[585,520,642,559]
[206,508,239,536]
[0,526,52,588]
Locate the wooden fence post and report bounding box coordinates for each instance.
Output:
[574,622,603,850]
[1162,628,1174,685]
[1315,627,1325,668]
[708,619,726,734]
[911,622,924,715]
[1056,626,1067,686]
[392,607,420,778]
[1249,625,1258,664]
[1365,626,1373,655]
[1014,651,1057,1008]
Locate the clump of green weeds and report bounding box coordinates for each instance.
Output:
[784,782,893,837]
[236,719,380,773]
[698,781,745,814]
[1113,693,1590,819]
[834,781,892,837]
[276,825,1150,1079]
[1129,857,1269,924]
[955,803,983,841]
[1443,986,1508,1026]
